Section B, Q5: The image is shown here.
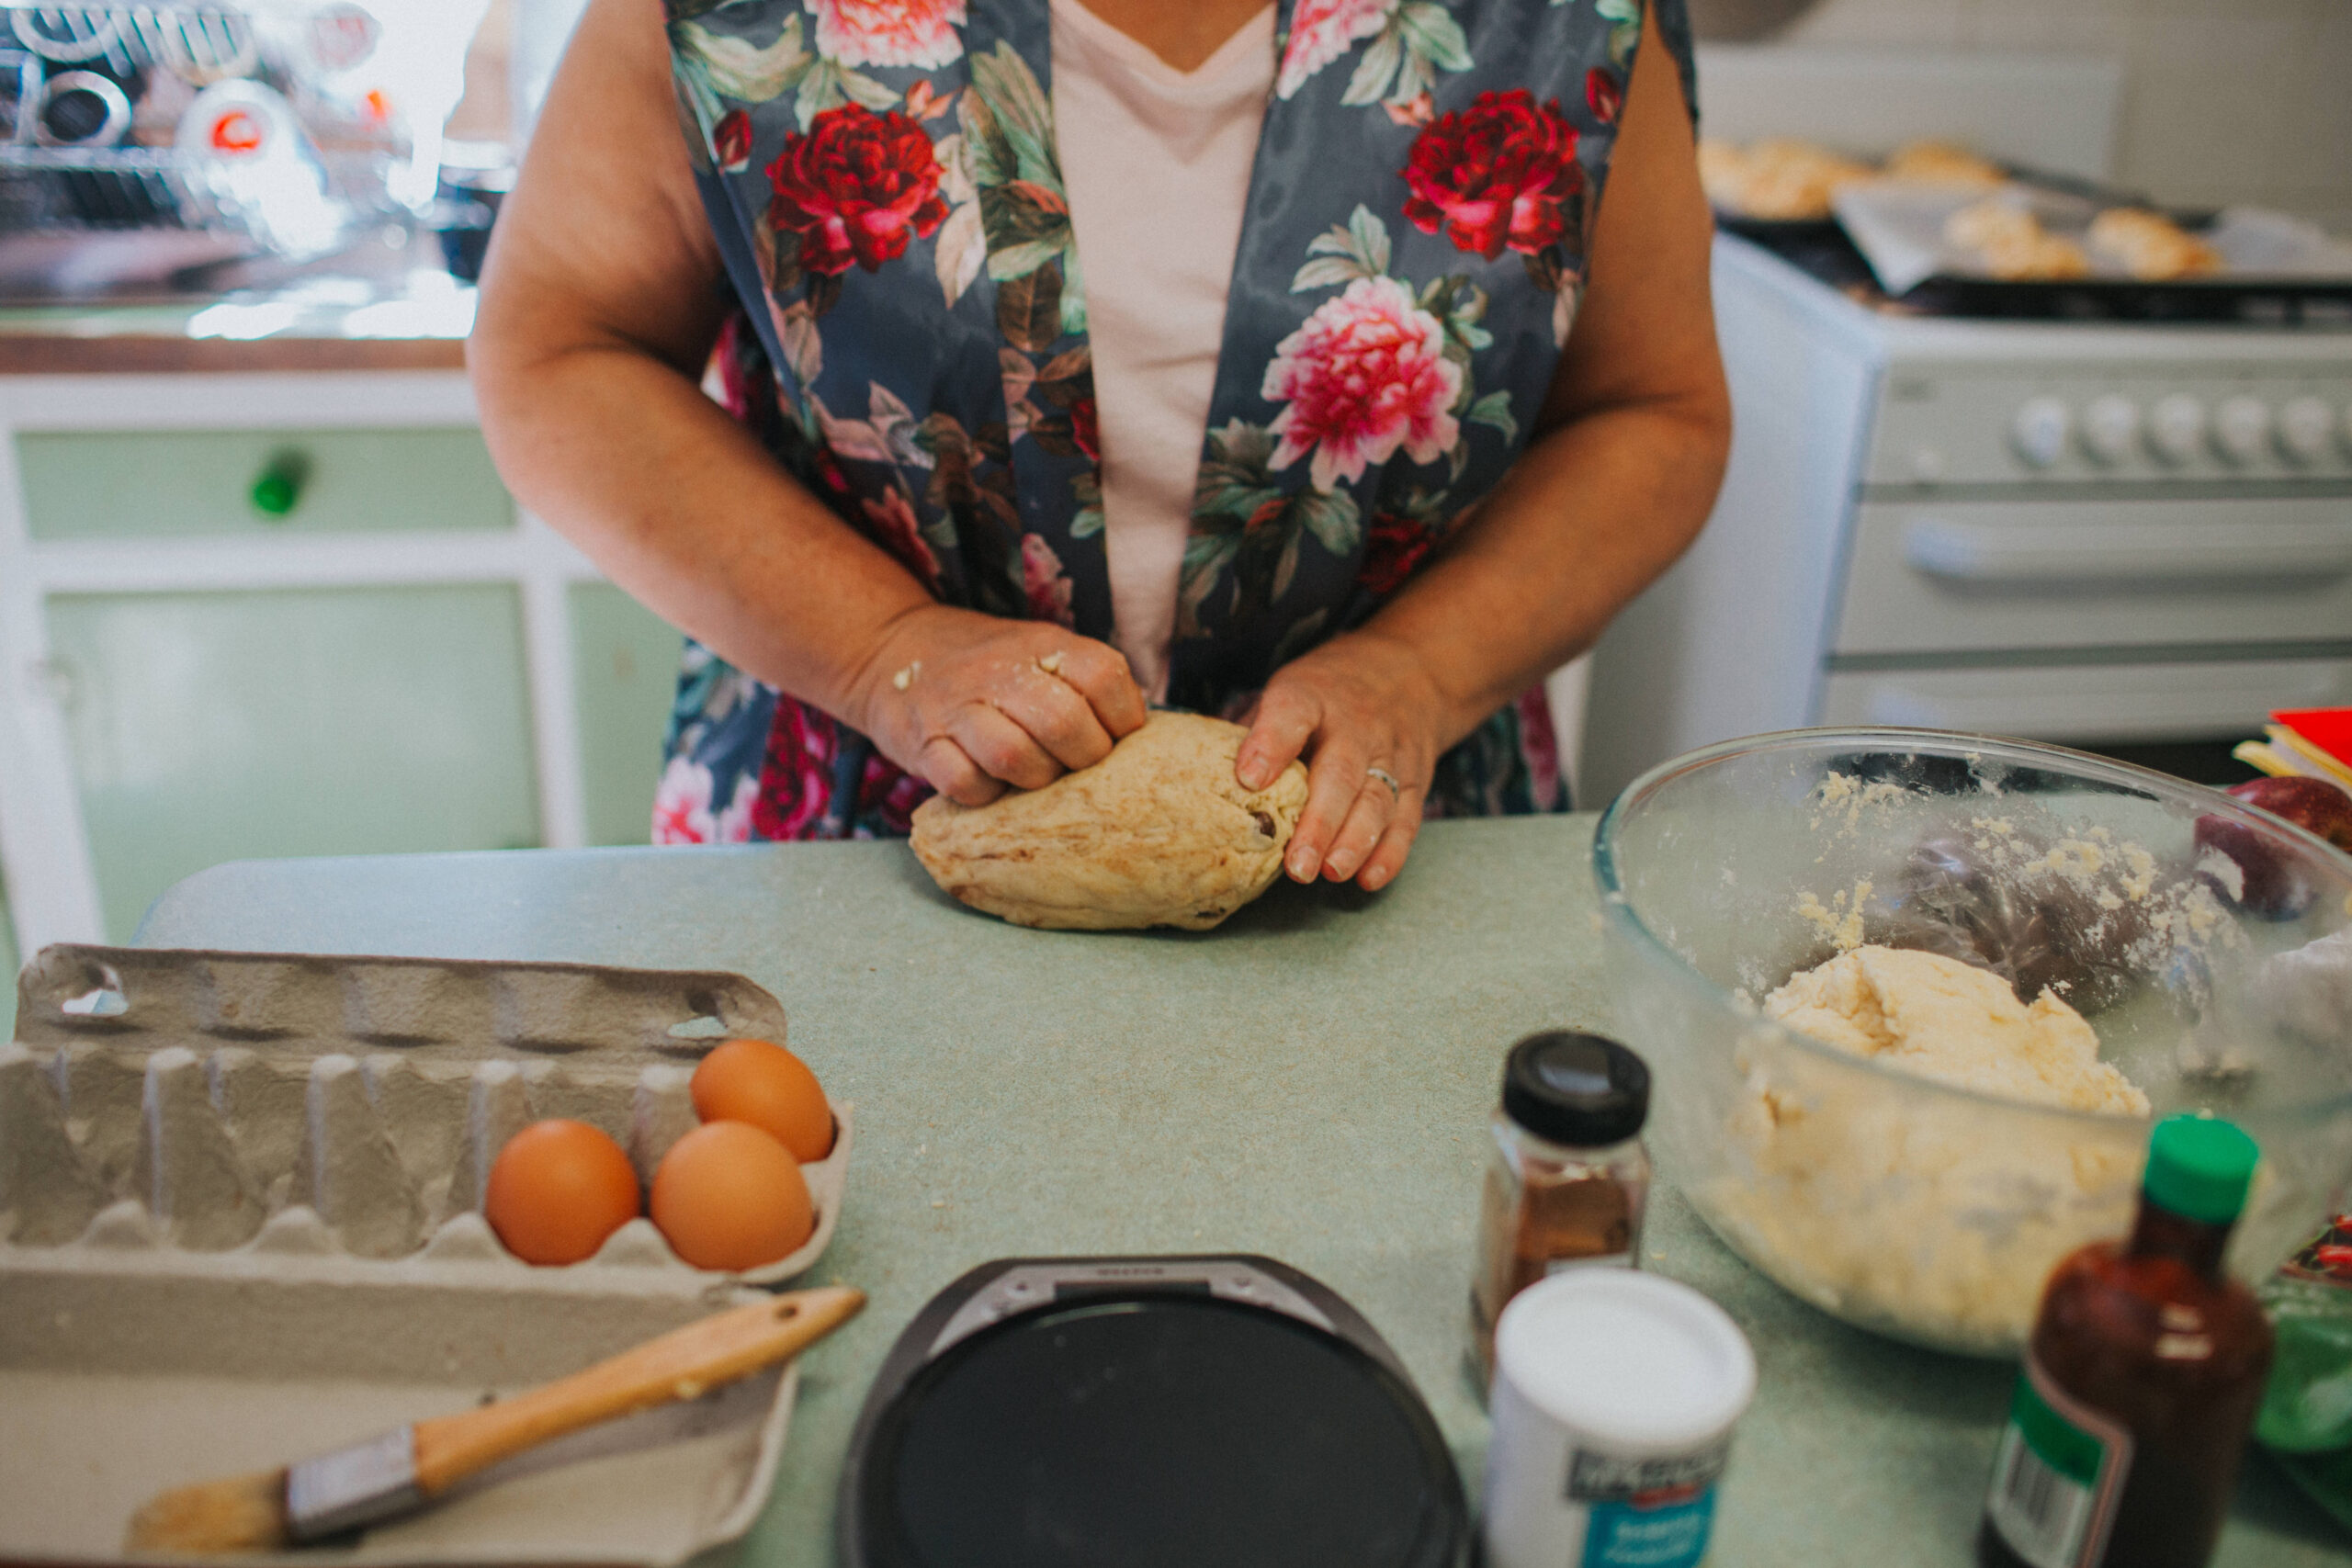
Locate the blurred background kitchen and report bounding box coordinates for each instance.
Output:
[1,0,2348,1034]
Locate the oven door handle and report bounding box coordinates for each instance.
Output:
[1903,516,2352,585]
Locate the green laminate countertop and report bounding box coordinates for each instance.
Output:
[134,817,2349,1568]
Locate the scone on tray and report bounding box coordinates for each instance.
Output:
[2087,208,2223,279]
[1943,197,2091,279]
[1700,136,1875,221]
[1883,140,2006,188]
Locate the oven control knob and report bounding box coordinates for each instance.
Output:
[2212,396,2271,465]
[2148,394,2207,465]
[2079,396,2140,466]
[2010,396,2071,468]
[2277,396,2335,464]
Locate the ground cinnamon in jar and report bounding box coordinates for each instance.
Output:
[1469,1032,1653,1391]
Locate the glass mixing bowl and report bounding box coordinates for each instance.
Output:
[1593,728,2352,1357]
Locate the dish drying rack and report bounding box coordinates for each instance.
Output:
[0,5,422,255]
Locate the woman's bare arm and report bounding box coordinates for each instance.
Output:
[469,0,1142,806]
[1238,2,1730,888]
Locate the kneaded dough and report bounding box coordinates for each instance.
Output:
[909,712,1309,931]
[1762,946,2147,1114]
[1711,946,2150,1350]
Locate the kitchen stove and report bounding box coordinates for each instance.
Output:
[1577,49,2352,801]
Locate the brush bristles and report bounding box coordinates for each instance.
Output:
[124,1468,291,1553]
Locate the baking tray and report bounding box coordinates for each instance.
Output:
[2,944,855,1565]
[1833,181,2352,323]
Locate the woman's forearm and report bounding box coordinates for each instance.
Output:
[470,333,935,729]
[465,0,937,735]
[1363,386,1730,750]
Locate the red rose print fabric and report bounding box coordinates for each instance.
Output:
[765,103,949,276]
[1401,89,1582,261]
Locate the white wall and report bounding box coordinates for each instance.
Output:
[1778,0,2352,231]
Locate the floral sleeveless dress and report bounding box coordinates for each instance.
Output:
[652,0,1695,843]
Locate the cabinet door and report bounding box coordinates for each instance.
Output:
[46,587,542,941]
[570,583,685,846]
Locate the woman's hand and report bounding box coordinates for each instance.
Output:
[1235,630,1448,892]
[852,605,1149,807]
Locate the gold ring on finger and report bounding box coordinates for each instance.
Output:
[1366,764,1401,797]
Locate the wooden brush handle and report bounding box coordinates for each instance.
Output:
[409,1285,863,1494]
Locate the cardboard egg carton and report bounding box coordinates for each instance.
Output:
[3,944,852,1283]
[1,944,854,1566]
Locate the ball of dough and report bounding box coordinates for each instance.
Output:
[1761,945,2147,1114]
[910,712,1310,931]
[1708,946,2151,1349]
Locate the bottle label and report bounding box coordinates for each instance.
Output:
[1984,1356,2134,1568]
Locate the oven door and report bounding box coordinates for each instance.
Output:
[1817,656,2352,784]
[1830,496,2352,656]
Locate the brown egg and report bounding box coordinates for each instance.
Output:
[691,1037,834,1162]
[650,1121,815,1271]
[483,1119,641,1266]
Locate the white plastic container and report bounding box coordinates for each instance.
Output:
[1482,1269,1757,1568]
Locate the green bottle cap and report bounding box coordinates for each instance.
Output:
[2143,1113,2260,1225]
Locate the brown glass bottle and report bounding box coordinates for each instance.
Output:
[1979,1116,2274,1568]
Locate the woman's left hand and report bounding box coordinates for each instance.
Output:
[1234,630,1449,892]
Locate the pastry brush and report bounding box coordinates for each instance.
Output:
[125,1283,863,1553]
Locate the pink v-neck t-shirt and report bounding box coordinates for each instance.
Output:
[1050,0,1274,703]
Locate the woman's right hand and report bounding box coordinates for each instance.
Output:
[851,606,1149,807]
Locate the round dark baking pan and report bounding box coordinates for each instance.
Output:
[838,1255,1468,1568]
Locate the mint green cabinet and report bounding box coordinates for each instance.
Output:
[569,583,684,846]
[46,587,542,942]
[1,889,17,1043]
[18,428,511,540]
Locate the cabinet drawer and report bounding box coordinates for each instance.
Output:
[47,586,541,941]
[1831,496,2352,656]
[17,428,512,540]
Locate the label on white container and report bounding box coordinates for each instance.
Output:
[1575,1494,1717,1568]
[1566,1439,1727,1568]
[1482,1271,1755,1568]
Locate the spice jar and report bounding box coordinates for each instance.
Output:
[1469,1031,1652,1390]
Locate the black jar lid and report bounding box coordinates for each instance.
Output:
[1500,1032,1650,1148]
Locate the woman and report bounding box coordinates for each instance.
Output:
[471,0,1727,892]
